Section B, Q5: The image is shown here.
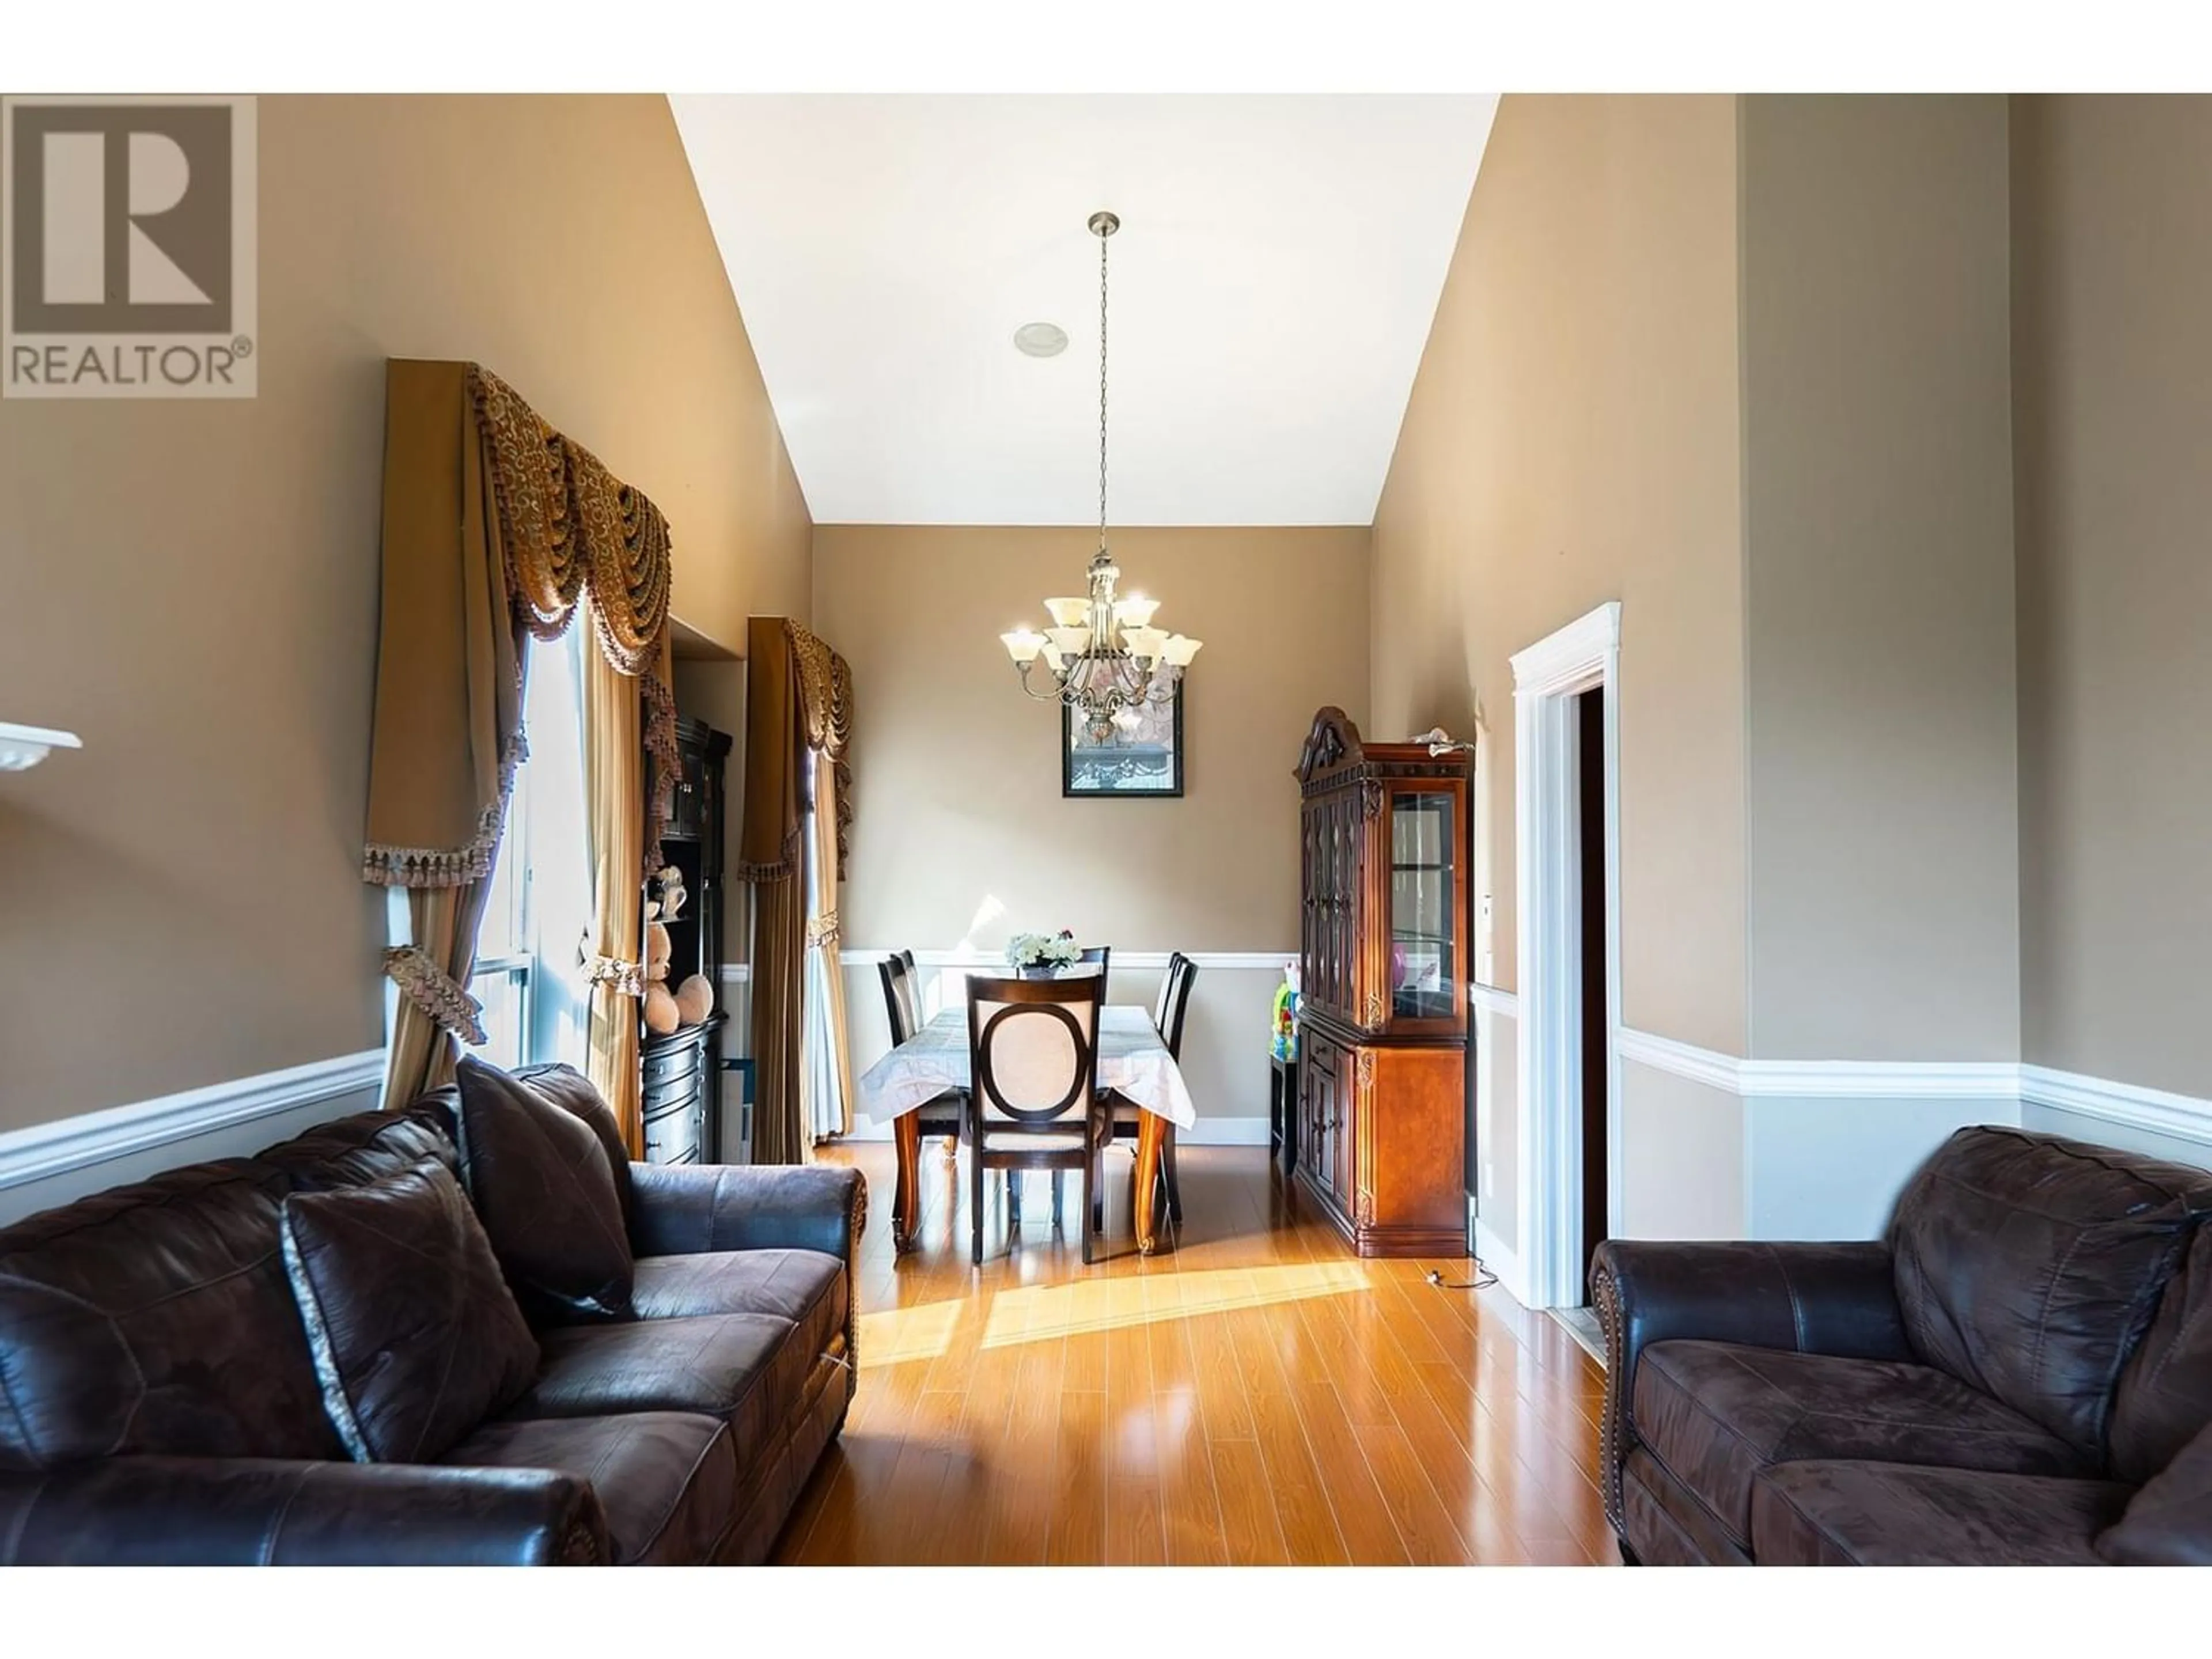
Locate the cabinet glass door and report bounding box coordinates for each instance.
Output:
[1388,789,1456,1020]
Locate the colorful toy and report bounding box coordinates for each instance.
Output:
[1271,959,1301,1062]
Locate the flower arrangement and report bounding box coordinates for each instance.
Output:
[1006,929,1083,972]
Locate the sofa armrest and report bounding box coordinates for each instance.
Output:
[1588,1239,1910,1539]
[627,1161,865,1264]
[0,1457,608,1566]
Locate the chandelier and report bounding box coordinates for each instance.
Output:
[999,210,1200,743]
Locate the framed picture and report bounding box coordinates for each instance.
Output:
[1063,681,1185,797]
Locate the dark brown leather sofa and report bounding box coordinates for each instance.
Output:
[1592,1126,2212,1565]
[0,1071,862,1565]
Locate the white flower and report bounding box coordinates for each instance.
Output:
[1006,931,1084,968]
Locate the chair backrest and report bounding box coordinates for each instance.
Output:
[1075,945,1111,996]
[878,952,923,1045]
[1159,953,1198,1060]
[966,972,1104,1127]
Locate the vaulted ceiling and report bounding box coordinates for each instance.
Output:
[672,96,1497,527]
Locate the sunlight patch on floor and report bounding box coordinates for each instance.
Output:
[980,1260,1372,1348]
[857,1297,966,1365]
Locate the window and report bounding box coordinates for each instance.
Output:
[467,755,535,1069]
[464,628,593,1073]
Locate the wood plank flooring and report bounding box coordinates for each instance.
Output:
[771,1140,1621,1566]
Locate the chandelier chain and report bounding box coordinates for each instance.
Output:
[1097,219,1109,552]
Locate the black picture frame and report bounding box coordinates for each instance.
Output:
[1062,680,1185,798]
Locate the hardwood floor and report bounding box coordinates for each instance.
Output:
[772,1140,1622,1566]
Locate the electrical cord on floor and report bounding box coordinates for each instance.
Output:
[1426,1261,1498,1291]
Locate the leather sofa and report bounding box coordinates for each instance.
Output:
[0,1069,863,1565]
[1592,1125,2212,1565]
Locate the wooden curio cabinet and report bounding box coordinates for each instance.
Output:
[1293,708,1471,1256]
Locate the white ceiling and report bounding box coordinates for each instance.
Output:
[671,96,1497,527]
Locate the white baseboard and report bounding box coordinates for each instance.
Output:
[0,1050,386,1212]
[1472,1213,1529,1306]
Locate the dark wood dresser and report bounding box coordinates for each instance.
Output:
[1293,707,1472,1256]
[640,716,732,1165]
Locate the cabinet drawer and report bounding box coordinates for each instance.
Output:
[643,1036,704,1092]
[642,1101,703,1165]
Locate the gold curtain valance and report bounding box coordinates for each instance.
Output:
[364,360,681,889]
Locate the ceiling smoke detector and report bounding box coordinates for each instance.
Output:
[1013,321,1068,358]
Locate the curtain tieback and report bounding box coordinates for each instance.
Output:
[585,953,646,997]
[382,945,488,1046]
[805,910,842,949]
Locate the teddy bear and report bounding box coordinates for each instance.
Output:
[641,863,714,1035]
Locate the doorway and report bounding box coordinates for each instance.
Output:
[1575,685,1609,1288]
[1510,601,1622,1310]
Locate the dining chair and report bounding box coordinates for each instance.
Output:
[1110,952,1196,1225]
[878,950,968,1154]
[963,972,1112,1266]
[1075,945,1111,997]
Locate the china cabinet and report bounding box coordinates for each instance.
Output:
[1292,707,1471,1256]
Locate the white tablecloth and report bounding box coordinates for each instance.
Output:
[856,1005,1197,1131]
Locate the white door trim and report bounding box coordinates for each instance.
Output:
[1511,601,1623,1310]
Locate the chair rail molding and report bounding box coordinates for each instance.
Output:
[1468,982,1520,1020]
[2019,1064,2212,1147]
[1511,599,1623,1310]
[841,948,1289,972]
[1615,1029,2212,1150]
[0,1049,386,1196]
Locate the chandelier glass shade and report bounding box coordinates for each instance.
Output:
[1000,210,1199,741]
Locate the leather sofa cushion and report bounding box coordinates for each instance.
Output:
[257,1100,459,1192]
[454,1056,634,1326]
[631,1248,847,1351]
[1888,1126,2212,1456]
[2097,1415,2212,1565]
[1634,1338,2089,1550]
[1620,1446,1751,1566]
[2109,1223,2212,1484]
[280,1162,539,1463]
[1752,1460,2130,1565]
[442,1411,735,1566]
[0,1160,343,1471]
[503,1065,635,1234]
[506,1313,810,1456]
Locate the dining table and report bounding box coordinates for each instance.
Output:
[856,1003,1198,1256]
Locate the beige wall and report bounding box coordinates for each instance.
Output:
[0,95,806,1132]
[2013,96,2212,1097]
[1740,95,2020,1062]
[813,525,1369,956]
[1369,94,1748,1056]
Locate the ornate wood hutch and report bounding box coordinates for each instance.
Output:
[640,716,732,1165]
[1293,708,1471,1257]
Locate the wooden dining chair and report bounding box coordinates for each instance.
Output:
[1075,945,1111,997]
[1110,953,1196,1224]
[964,972,1112,1266]
[878,951,968,1148]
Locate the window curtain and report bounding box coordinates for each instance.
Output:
[740,617,855,1164]
[365,361,680,1138]
[801,746,855,1141]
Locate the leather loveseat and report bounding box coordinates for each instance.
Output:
[0,1064,862,1565]
[1592,1125,2212,1565]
